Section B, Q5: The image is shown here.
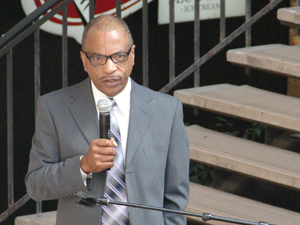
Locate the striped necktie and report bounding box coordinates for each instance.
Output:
[101,98,129,225]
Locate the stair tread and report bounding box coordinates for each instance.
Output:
[174,84,300,131]
[15,211,56,225]
[188,182,300,225]
[277,6,300,26]
[226,44,300,78]
[186,124,300,189]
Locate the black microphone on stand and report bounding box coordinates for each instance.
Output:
[75,192,273,225]
[97,98,112,139]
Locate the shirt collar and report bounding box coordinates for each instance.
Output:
[91,77,131,116]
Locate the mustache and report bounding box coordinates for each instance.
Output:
[99,76,122,81]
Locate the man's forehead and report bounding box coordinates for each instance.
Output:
[85,28,128,45]
[88,25,125,36]
[84,33,129,54]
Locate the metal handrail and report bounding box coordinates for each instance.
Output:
[0,194,31,223]
[0,0,61,50]
[0,0,74,57]
[159,0,285,93]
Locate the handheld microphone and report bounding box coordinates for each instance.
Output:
[97,99,113,173]
[97,98,112,139]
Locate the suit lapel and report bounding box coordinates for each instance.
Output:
[67,78,155,165]
[69,78,98,144]
[125,81,155,167]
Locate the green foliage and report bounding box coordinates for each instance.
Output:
[242,122,266,140]
[215,116,239,136]
[215,117,266,141]
[188,116,266,185]
[189,162,213,186]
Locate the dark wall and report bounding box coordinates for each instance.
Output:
[0,0,289,224]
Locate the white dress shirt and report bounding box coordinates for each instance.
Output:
[81,78,131,182]
[91,78,131,154]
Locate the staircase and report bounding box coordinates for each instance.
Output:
[174,6,300,225]
[12,3,300,225]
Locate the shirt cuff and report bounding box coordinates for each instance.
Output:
[79,156,92,186]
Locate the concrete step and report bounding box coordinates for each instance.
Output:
[188,182,300,225]
[277,6,300,26]
[186,124,300,190]
[174,84,300,132]
[226,44,300,78]
[15,211,56,225]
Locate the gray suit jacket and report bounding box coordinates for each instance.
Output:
[25,77,190,225]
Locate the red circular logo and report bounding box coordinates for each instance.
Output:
[21,0,148,43]
[33,0,137,25]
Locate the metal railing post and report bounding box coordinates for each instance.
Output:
[89,0,95,21]
[143,0,149,87]
[62,5,68,88]
[169,0,175,82]
[34,27,42,213]
[245,0,252,75]
[116,0,122,18]
[194,0,200,88]
[194,0,200,115]
[245,0,252,47]
[7,49,14,209]
[296,0,300,34]
[220,0,226,41]
[34,29,41,112]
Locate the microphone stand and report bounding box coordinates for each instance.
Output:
[76,191,272,225]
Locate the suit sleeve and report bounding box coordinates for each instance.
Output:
[163,99,190,225]
[25,96,88,201]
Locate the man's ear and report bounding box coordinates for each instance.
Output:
[80,51,88,72]
[131,45,136,65]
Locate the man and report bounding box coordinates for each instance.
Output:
[25,15,189,225]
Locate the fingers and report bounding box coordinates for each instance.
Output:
[93,137,118,150]
[81,154,114,173]
[81,138,118,173]
[110,137,118,147]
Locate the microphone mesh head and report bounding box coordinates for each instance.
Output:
[97,98,112,112]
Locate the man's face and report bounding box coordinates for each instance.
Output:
[80,27,135,97]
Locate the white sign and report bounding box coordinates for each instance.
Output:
[158,0,246,24]
[21,0,153,44]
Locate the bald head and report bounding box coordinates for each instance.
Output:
[82,15,134,50]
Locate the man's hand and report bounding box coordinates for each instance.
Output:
[80,137,117,173]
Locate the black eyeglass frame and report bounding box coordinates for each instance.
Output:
[82,46,133,66]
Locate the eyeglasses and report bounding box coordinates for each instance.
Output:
[82,46,132,66]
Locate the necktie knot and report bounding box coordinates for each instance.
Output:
[109,98,116,109]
